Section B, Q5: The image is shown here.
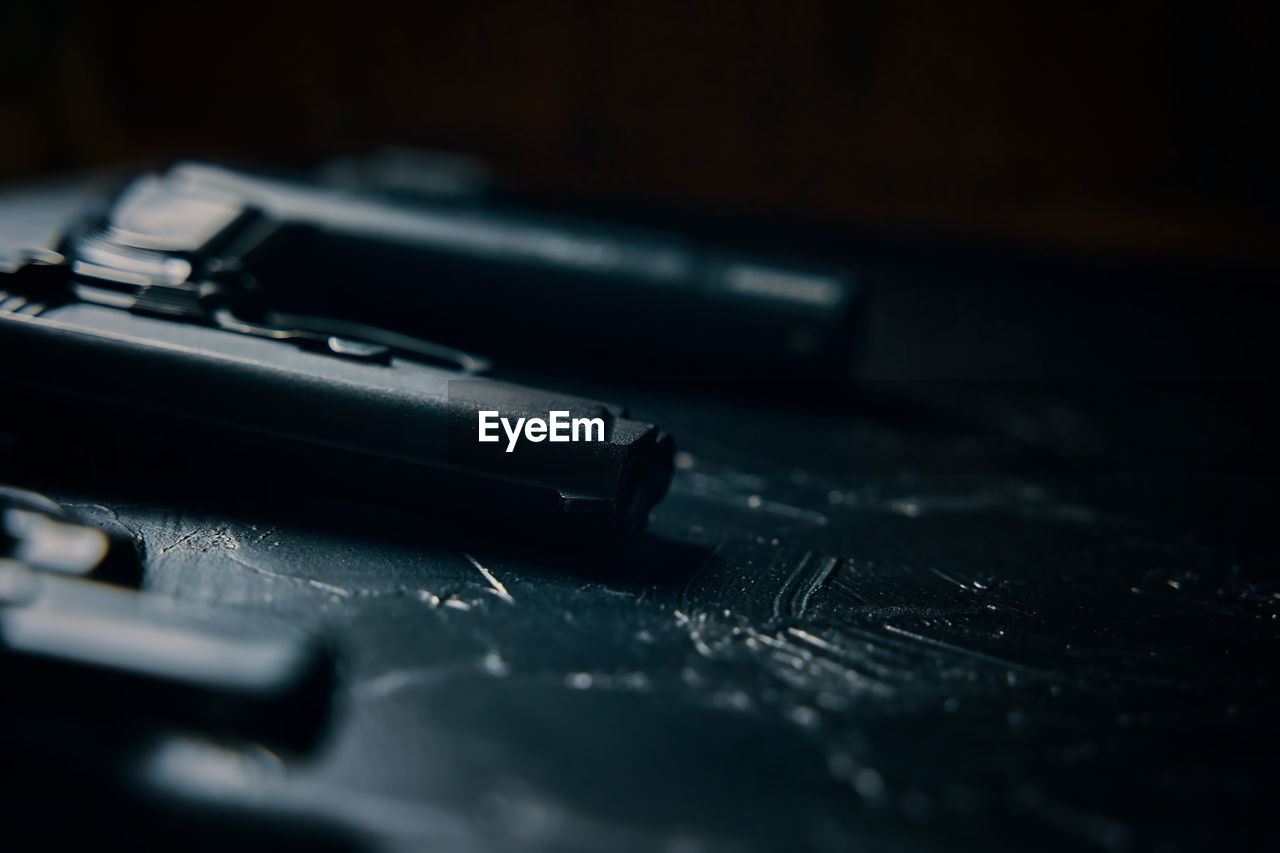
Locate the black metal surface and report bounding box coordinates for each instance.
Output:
[13,385,1274,850]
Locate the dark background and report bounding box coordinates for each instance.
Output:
[3,0,1277,266]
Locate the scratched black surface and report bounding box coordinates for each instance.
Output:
[9,249,1280,852]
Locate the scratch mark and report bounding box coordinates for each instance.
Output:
[464,553,514,603]
[929,567,970,590]
[796,556,839,617]
[306,578,353,598]
[743,626,895,697]
[772,551,811,622]
[157,528,204,554]
[63,503,145,545]
[751,497,829,525]
[674,609,721,658]
[786,627,842,654]
[154,524,244,555]
[882,623,1043,675]
[769,551,839,622]
[217,552,353,599]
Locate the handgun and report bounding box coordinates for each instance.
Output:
[2,485,353,849]
[0,167,675,538]
[1,486,335,752]
[135,155,862,381]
